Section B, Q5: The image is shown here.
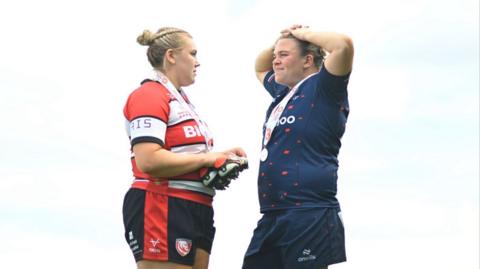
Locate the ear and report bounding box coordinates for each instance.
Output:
[165,49,176,65]
[303,54,314,68]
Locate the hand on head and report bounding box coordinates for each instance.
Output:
[280,24,310,40]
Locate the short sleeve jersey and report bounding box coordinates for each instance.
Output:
[123,80,214,206]
[258,67,350,212]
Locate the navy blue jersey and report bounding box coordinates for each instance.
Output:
[258,67,350,212]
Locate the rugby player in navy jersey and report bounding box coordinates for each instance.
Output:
[242,25,354,269]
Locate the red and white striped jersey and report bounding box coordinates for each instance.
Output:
[124,80,215,206]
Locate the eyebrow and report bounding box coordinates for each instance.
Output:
[274,50,290,54]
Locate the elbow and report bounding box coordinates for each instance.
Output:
[330,36,354,68]
[132,143,167,176]
[255,62,273,73]
[136,159,170,178]
[135,154,174,178]
[134,151,163,175]
[136,158,157,175]
[339,36,354,57]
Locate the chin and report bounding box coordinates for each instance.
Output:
[274,77,286,86]
[181,77,195,87]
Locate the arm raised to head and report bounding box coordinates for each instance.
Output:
[283,25,354,76]
[254,45,274,83]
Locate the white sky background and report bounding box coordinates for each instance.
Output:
[0,0,478,268]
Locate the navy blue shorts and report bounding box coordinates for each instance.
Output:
[122,188,215,266]
[242,207,346,269]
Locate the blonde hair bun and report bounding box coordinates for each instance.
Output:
[137,30,156,46]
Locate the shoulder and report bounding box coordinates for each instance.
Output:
[124,80,171,120]
[319,66,350,82]
[130,80,169,99]
[317,66,351,91]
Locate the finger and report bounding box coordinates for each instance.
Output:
[280,30,291,38]
[231,147,247,157]
[236,148,247,157]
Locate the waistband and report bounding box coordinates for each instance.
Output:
[132,179,214,207]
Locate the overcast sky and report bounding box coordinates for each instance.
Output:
[0,0,478,268]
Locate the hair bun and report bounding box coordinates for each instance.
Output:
[137,30,155,46]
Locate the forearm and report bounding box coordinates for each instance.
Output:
[151,150,209,178]
[135,146,210,178]
[301,31,353,54]
[296,29,354,75]
[255,46,274,73]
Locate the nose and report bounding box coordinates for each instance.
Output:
[272,57,280,66]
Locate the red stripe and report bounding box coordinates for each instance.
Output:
[165,122,206,148]
[170,171,201,181]
[168,188,212,206]
[131,159,156,180]
[132,181,212,207]
[143,192,168,260]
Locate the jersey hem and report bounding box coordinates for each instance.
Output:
[260,203,340,213]
[132,180,213,207]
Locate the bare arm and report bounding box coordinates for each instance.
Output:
[283,26,354,76]
[254,46,274,83]
[133,143,246,178]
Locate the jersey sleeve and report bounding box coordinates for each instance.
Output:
[263,70,289,98]
[123,82,170,147]
[317,66,351,101]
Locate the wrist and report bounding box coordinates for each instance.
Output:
[199,153,212,167]
[301,30,313,41]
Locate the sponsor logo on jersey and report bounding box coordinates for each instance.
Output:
[176,238,192,257]
[183,125,203,138]
[128,231,141,254]
[177,111,192,119]
[297,248,317,262]
[277,115,296,126]
[148,238,161,254]
[129,231,134,240]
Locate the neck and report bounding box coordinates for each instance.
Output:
[303,68,319,79]
[161,69,180,90]
[288,68,318,89]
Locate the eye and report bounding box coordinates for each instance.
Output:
[274,52,288,60]
[190,50,197,57]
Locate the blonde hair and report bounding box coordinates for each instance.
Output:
[137,27,192,69]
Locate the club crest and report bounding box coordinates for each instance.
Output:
[175,238,192,257]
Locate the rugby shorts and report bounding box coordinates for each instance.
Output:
[122,188,215,266]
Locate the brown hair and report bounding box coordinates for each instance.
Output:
[278,34,325,67]
[137,27,192,69]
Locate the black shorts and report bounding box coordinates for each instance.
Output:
[122,188,215,266]
[243,207,346,269]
